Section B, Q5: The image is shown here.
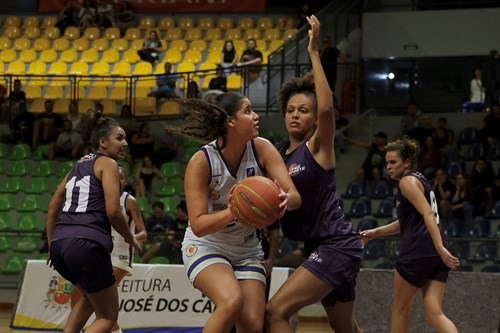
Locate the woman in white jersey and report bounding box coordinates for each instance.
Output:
[171,93,301,333]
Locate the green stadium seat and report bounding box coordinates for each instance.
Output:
[41,196,51,213]
[0,235,13,251]
[0,177,23,193]
[0,212,12,230]
[181,147,200,164]
[32,160,56,177]
[149,256,170,264]
[0,253,26,273]
[0,143,10,159]
[17,195,42,212]
[32,145,50,161]
[25,177,50,194]
[159,197,177,215]
[6,159,30,176]
[0,194,15,211]
[9,143,31,160]
[15,213,40,232]
[156,183,176,197]
[14,236,39,253]
[0,160,5,174]
[37,252,49,260]
[133,255,142,263]
[57,161,75,178]
[136,197,150,214]
[160,162,181,179]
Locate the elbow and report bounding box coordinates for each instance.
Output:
[288,193,302,211]
[190,224,208,238]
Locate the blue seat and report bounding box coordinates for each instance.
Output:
[357,218,378,232]
[468,218,490,238]
[342,180,366,199]
[465,142,484,161]
[368,180,391,199]
[346,198,371,218]
[364,240,385,260]
[471,242,497,262]
[449,241,470,259]
[444,219,465,238]
[447,160,465,179]
[484,200,500,219]
[373,198,395,218]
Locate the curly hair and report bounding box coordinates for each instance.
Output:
[87,109,121,150]
[168,92,246,149]
[277,72,317,116]
[385,135,421,170]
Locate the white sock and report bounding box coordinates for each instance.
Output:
[112,330,123,333]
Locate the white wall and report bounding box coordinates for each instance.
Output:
[362,8,500,58]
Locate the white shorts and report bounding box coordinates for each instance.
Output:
[111,247,133,276]
[182,238,265,285]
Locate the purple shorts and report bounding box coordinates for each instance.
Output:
[302,236,363,306]
[50,238,115,294]
[396,256,450,288]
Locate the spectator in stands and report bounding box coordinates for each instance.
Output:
[137,30,163,65]
[345,131,388,182]
[96,0,114,29]
[434,117,454,151]
[144,201,175,236]
[220,40,238,75]
[237,38,263,82]
[208,65,228,92]
[2,79,26,118]
[296,3,313,28]
[410,114,435,147]
[129,122,155,160]
[67,101,89,138]
[173,199,188,234]
[134,155,168,198]
[463,67,485,112]
[153,127,179,167]
[319,35,348,91]
[50,119,84,160]
[149,62,178,99]
[95,102,104,114]
[78,0,97,32]
[431,167,455,224]
[116,104,138,139]
[479,103,500,151]
[186,81,200,99]
[115,1,136,37]
[334,104,348,153]
[483,49,499,110]
[417,135,442,180]
[401,101,422,136]
[447,173,476,231]
[32,99,64,150]
[494,168,500,203]
[470,157,495,210]
[2,101,35,146]
[55,0,76,35]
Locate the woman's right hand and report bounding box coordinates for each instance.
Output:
[437,246,460,270]
[360,229,377,244]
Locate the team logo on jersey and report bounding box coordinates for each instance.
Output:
[45,276,73,310]
[246,167,255,177]
[186,245,198,257]
[210,190,221,200]
[288,163,305,176]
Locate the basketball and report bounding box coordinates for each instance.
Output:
[229,176,282,228]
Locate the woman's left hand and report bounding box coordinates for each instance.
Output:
[275,179,289,218]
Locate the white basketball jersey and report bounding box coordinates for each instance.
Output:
[184,139,265,246]
[111,192,135,259]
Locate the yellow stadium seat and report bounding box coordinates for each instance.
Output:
[264,28,281,42]
[227,74,243,90]
[0,38,11,50]
[87,86,108,100]
[25,85,42,99]
[23,16,40,28]
[201,74,216,90]
[45,86,64,99]
[59,49,78,63]
[64,26,80,40]
[159,100,180,116]
[139,17,156,30]
[103,27,120,40]
[123,49,140,63]
[208,39,225,52]
[124,28,141,41]
[256,17,274,30]
[135,86,151,98]
[179,76,200,90]
[5,16,21,27]
[102,49,119,63]
[33,38,50,51]
[78,99,94,113]
[47,62,68,85]
[80,49,99,63]
[41,16,57,28]
[26,60,46,75]
[29,98,46,113]
[13,38,30,51]
[43,26,60,40]
[0,49,16,63]
[130,39,144,51]
[73,37,89,51]
[189,39,207,52]
[164,28,182,41]
[67,85,86,99]
[90,61,110,75]
[261,51,270,65]
[24,27,41,39]
[6,60,25,75]
[277,17,294,30]
[53,38,69,51]
[205,28,222,42]
[283,28,298,40]
[134,97,156,115]
[158,17,175,30]
[101,100,117,115]
[153,63,167,74]
[111,38,128,51]
[109,86,127,101]
[170,40,187,52]
[225,29,242,40]
[199,61,217,72]
[133,61,153,75]
[184,50,202,65]
[217,17,234,31]
[177,62,196,73]
[206,51,220,65]
[233,40,246,54]
[19,49,37,63]
[92,38,108,52]
[111,61,131,76]
[178,17,194,30]
[185,28,202,41]
[244,29,261,41]
[269,39,284,52]
[237,17,254,30]
[54,99,70,114]
[255,39,267,52]
[84,27,100,40]
[198,17,214,31]
[40,49,57,63]
[136,76,155,88]
[69,62,89,75]
[164,49,182,64]
[5,26,21,39]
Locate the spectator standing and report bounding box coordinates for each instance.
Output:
[115,1,135,37]
[483,49,500,109]
[137,30,162,65]
[55,0,76,35]
[78,0,97,32]
[220,40,238,75]
[319,35,347,91]
[463,67,485,112]
[401,101,422,136]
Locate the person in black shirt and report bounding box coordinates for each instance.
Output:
[320,35,348,91]
[32,99,64,150]
[3,101,35,146]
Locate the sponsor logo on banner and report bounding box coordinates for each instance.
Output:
[45,276,73,310]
